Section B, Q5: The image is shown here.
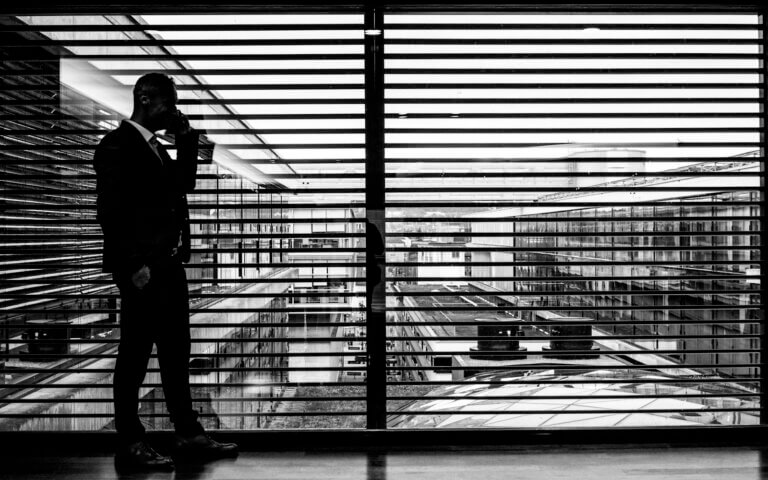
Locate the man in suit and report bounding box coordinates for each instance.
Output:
[94,73,237,470]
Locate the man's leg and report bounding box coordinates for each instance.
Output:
[154,262,204,436]
[113,271,155,445]
[154,261,237,458]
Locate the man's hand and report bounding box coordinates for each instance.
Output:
[175,111,193,136]
[131,264,151,289]
[167,110,193,137]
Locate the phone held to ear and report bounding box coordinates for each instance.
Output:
[165,109,188,135]
[165,111,214,164]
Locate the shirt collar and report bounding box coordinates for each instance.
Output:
[124,119,157,144]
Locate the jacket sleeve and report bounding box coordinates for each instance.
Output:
[94,136,146,273]
[172,130,200,193]
[172,130,200,263]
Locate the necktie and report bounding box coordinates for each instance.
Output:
[148,135,163,165]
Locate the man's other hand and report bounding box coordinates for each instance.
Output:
[131,265,151,289]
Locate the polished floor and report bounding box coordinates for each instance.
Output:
[2,446,768,480]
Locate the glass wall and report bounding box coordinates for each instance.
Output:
[0,11,367,431]
[384,11,763,428]
[0,5,764,432]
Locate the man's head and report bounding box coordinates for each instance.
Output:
[131,73,179,132]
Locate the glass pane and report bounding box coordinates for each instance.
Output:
[0,12,367,431]
[384,11,762,429]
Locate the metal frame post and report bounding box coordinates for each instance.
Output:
[759,8,767,424]
[364,5,387,430]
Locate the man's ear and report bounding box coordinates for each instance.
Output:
[139,94,150,106]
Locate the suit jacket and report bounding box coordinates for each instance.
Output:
[94,120,199,273]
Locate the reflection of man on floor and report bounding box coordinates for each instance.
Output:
[94,73,237,470]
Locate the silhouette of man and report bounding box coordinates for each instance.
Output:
[94,73,237,470]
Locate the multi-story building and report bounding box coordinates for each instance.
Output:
[464,158,760,378]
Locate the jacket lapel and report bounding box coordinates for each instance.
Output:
[120,120,165,167]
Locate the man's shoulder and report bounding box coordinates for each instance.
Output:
[95,123,145,162]
[98,123,132,147]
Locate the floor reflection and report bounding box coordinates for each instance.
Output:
[367,452,387,480]
[757,448,768,479]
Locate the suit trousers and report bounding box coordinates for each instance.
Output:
[112,258,204,444]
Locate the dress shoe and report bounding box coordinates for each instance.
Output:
[115,440,175,471]
[173,433,239,459]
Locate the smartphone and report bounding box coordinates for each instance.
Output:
[164,109,188,135]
